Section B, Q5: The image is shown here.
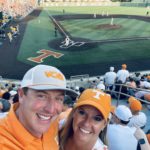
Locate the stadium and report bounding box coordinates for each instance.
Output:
[0,0,150,149]
[0,0,150,79]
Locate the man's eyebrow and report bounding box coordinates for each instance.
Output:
[57,92,65,96]
[35,90,65,96]
[35,90,47,94]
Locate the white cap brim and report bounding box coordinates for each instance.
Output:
[27,85,79,98]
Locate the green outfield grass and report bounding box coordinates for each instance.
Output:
[17,6,150,76]
[47,6,149,16]
[60,18,150,40]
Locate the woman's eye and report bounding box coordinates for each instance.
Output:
[78,110,85,116]
[93,116,103,122]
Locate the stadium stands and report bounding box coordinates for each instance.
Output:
[43,0,120,7]
[0,2,150,144]
[0,0,37,19]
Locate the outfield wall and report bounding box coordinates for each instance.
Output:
[43,1,120,7]
[42,1,150,7]
[121,2,150,7]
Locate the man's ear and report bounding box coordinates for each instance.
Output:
[17,88,24,103]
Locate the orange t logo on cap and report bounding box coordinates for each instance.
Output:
[45,71,64,80]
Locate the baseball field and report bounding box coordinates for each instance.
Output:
[1,6,150,79]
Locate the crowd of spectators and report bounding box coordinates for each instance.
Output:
[1,64,150,106]
[0,83,19,118]
[78,64,150,104]
[0,0,37,45]
[0,0,38,42]
[0,0,37,19]
[0,64,150,149]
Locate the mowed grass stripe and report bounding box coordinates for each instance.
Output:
[61,19,108,40]
[135,21,150,36]
[126,20,150,37]
[115,19,140,38]
[61,19,95,36]
[95,19,150,38]
[74,19,99,39]
[61,20,85,36]
[61,18,150,40]
[130,22,148,36]
[140,25,150,36]
[65,19,89,34]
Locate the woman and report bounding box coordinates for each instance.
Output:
[59,89,111,150]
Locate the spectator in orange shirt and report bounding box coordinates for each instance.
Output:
[0,64,78,150]
[59,89,111,150]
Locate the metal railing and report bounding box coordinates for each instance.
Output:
[105,83,150,105]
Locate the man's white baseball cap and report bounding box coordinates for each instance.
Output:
[115,105,132,122]
[21,65,78,97]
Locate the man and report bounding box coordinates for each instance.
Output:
[96,79,105,91]
[104,66,116,90]
[0,64,78,150]
[64,36,71,46]
[54,26,57,37]
[116,64,129,84]
[107,105,138,150]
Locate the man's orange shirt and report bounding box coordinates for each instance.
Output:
[0,103,59,150]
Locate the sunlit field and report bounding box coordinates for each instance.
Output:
[18,6,150,77]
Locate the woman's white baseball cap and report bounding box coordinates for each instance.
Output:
[21,65,78,97]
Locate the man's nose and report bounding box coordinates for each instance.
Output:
[44,98,63,115]
[44,99,58,114]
